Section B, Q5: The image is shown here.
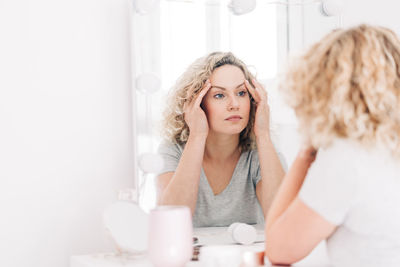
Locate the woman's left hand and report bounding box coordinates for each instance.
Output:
[244,79,270,138]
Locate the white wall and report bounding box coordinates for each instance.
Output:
[341,0,400,31]
[0,1,135,267]
[301,0,400,47]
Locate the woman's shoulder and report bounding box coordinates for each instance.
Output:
[158,139,185,156]
[241,148,257,157]
[242,148,287,171]
[241,149,260,167]
[320,138,388,160]
[313,139,360,171]
[319,139,353,158]
[313,138,398,179]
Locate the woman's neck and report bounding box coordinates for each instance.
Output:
[204,132,240,162]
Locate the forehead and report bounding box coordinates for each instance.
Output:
[210,65,245,88]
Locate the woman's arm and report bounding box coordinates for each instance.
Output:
[244,79,285,216]
[255,136,285,216]
[157,80,212,215]
[265,147,316,230]
[265,147,336,265]
[157,134,206,215]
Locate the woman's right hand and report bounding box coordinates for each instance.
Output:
[183,80,212,138]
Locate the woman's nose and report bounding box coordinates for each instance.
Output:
[228,95,240,110]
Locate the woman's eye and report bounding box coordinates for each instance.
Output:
[214,93,224,99]
[238,90,247,97]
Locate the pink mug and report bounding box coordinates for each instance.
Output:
[148,206,193,267]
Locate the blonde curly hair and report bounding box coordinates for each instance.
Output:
[282,24,400,156]
[162,52,257,151]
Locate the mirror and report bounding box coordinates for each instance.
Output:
[132,0,340,212]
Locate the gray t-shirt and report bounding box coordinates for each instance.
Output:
[157,141,265,227]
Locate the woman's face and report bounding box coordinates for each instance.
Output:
[202,64,251,135]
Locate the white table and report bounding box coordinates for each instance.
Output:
[70,227,330,267]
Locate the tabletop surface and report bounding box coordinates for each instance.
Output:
[70,226,331,267]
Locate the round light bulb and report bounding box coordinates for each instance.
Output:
[320,0,344,17]
[228,0,256,16]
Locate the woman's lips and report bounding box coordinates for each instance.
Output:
[225,115,242,121]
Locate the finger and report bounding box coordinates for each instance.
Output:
[252,79,268,101]
[244,80,261,103]
[193,80,212,107]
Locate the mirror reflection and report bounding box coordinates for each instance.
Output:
[156,52,286,227]
[134,0,342,221]
[134,0,292,214]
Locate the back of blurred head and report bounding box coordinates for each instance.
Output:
[282,24,400,157]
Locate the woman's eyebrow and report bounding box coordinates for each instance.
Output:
[210,82,245,90]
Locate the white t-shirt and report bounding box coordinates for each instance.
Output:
[299,139,400,267]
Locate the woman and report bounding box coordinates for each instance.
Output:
[157,52,286,227]
[265,25,400,266]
